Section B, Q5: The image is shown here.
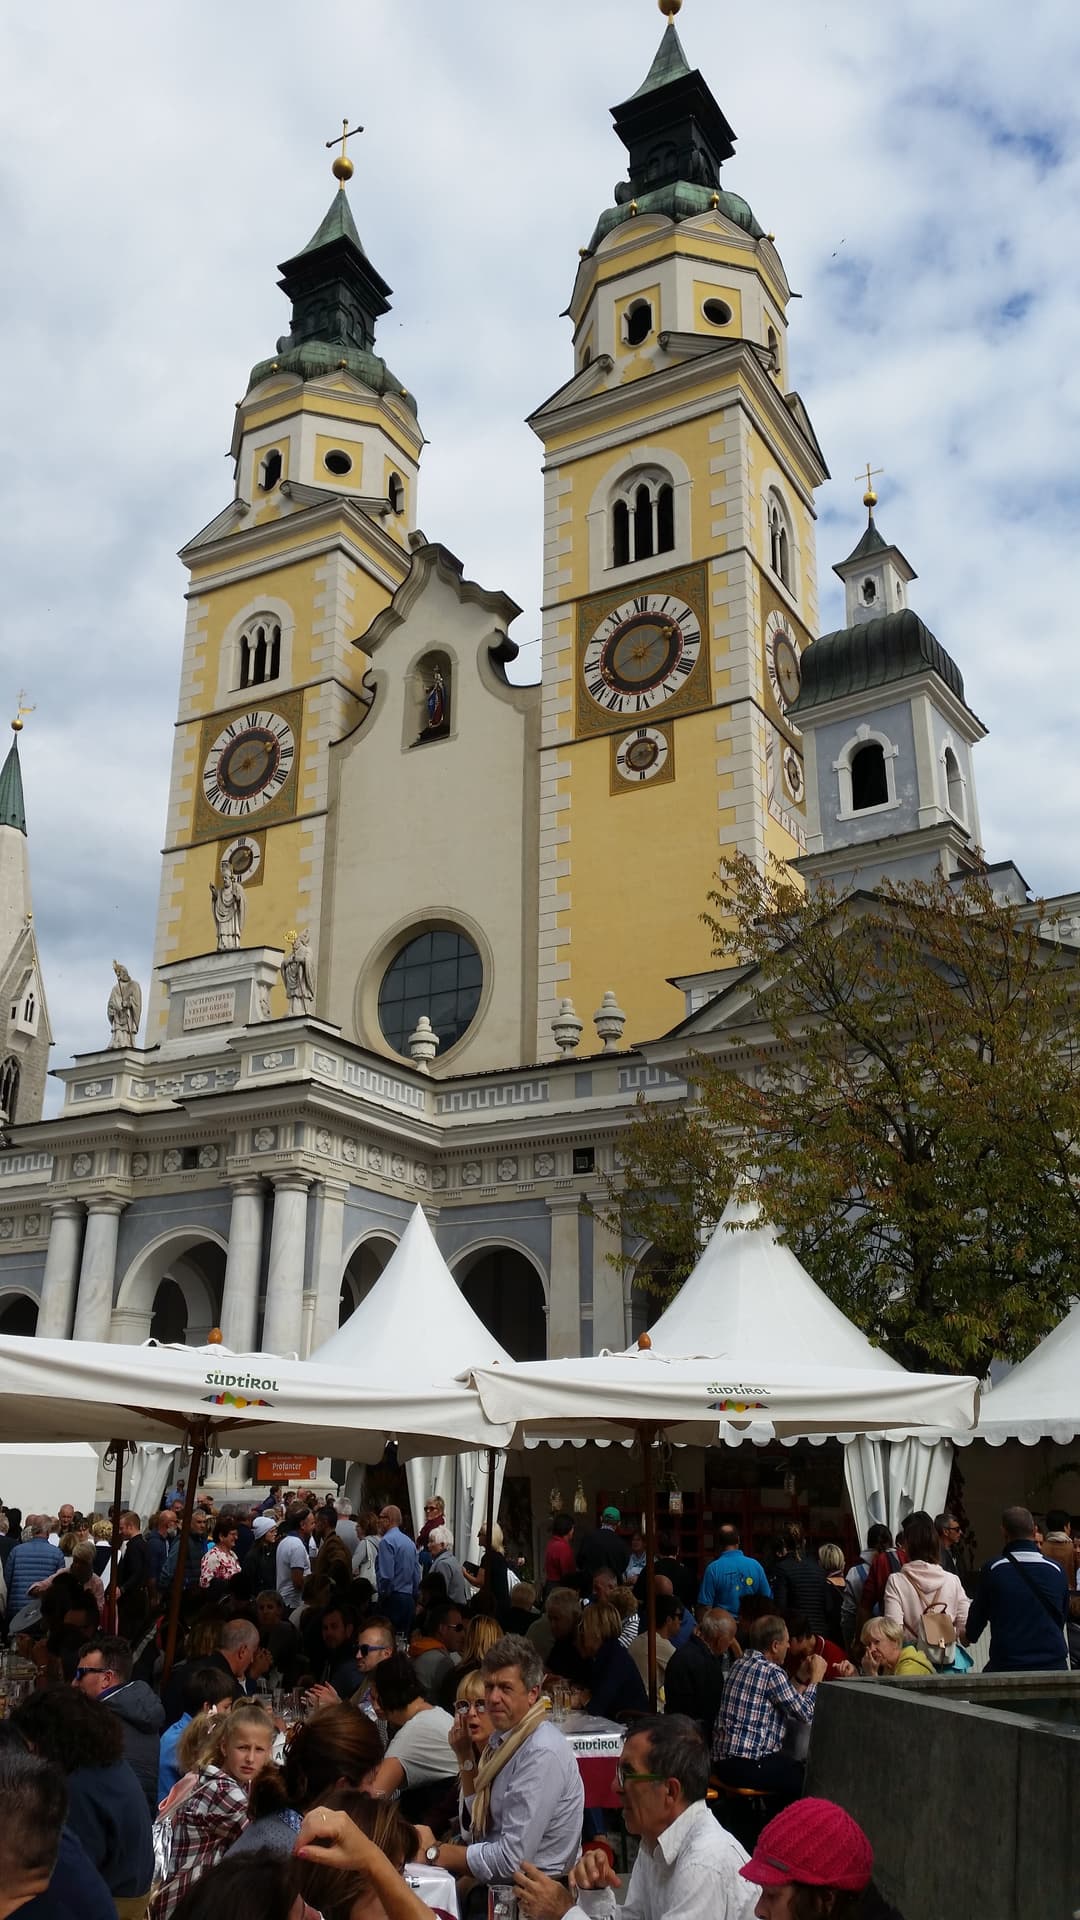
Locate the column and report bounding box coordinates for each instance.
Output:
[588,1189,626,1353]
[261,1174,311,1356]
[72,1198,125,1344]
[546,1197,582,1358]
[36,1201,85,1340]
[219,1178,265,1353]
[309,1177,348,1354]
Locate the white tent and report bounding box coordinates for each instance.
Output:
[467,1195,979,1444]
[961,1304,1080,1447]
[311,1204,514,1558]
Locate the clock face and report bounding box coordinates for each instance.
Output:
[782,744,804,803]
[202,709,295,818]
[614,725,670,784]
[583,592,702,715]
[765,609,802,713]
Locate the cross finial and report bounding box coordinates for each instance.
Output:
[325,118,363,190]
[11,690,34,734]
[856,462,884,513]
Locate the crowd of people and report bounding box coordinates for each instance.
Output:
[0,1480,1071,1920]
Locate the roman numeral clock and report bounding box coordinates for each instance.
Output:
[575,562,710,793]
[191,689,304,845]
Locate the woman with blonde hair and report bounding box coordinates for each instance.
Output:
[818,1542,847,1644]
[464,1522,511,1623]
[575,1600,647,1719]
[151,1701,274,1917]
[437,1610,501,1712]
[860,1615,935,1678]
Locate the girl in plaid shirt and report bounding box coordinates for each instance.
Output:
[152,1702,274,1918]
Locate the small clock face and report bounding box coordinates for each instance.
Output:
[202,709,295,818]
[614,725,670,784]
[782,744,804,803]
[584,592,702,715]
[765,610,802,713]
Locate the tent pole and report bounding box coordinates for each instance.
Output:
[162,1428,205,1689]
[641,1423,658,1710]
[484,1446,497,1552]
[105,1440,126,1634]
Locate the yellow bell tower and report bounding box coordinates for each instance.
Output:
[531,4,828,1053]
[148,130,423,1037]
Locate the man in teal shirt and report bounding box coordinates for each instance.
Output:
[698,1526,771,1612]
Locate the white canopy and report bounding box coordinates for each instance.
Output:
[466,1195,979,1443]
[963,1304,1080,1447]
[313,1204,513,1376]
[312,1205,513,1557]
[0,1329,513,1457]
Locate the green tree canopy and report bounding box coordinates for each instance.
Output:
[611,856,1080,1377]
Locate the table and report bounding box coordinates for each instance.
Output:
[561,1711,625,1810]
[406,1864,461,1918]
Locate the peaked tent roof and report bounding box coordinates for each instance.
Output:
[966,1305,1080,1446]
[645,1193,905,1375]
[312,1203,513,1382]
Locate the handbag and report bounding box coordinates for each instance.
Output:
[901,1569,957,1669]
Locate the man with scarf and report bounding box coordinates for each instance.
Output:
[422,1634,583,1890]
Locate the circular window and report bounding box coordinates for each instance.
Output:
[378,929,483,1057]
[703,298,733,327]
[324,449,353,476]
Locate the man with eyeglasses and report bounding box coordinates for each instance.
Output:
[72,1633,164,1815]
[347,1616,396,1723]
[935,1513,963,1577]
[513,1715,753,1920]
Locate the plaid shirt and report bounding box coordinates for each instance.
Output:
[150,1768,250,1919]
[715,1651,817,1762]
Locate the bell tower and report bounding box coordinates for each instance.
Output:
[148,131,424,1038]
[530,3,829,1053]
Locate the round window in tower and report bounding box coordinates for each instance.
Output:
[324,448,353,476]
[702,297,733,327]
[378,928,483,1058]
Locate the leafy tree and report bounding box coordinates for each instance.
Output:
[609,855,1080,1377]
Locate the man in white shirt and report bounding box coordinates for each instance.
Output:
[514,1715,754,1920]
[275,1503,315,1605]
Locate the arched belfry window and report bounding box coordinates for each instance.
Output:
[238,616,282,690]
[850,741,889,811]
[768,491,793,590]
[258,449,282,491]
[944,745,966,822]
[0,1056,19,1124]
[611,469,675,569]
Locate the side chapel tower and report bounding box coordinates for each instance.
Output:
[148,146,422,1039]
[0,718,51,1124]
[531,5,828,1052]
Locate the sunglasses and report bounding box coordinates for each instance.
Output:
[74,1666,110,1681]
[357,1643,391,1659]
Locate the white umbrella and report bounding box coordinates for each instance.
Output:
[961,1304,1080,1447]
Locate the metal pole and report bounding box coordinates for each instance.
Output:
[484,1446,497,1553]
[105,1442,126,1634]
[161,1429,205,1688]
[640,1423,658,1710]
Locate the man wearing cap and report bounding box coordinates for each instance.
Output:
[575,1506,630,1590]
[243,1512,280,1595]
[739,1798,875,1915]
[513,1715,754,1920]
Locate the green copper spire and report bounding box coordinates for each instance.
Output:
[295,189,365,260]
[0,730,26,836]
[631,20,693,98]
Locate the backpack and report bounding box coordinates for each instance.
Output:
[901,1569,957,1669]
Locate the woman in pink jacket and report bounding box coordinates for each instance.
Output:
[883,1510,970,1639]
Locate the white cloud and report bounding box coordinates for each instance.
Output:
[2,0,1079,1104]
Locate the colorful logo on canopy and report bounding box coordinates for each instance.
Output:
[707,1383,770,1413]
[203,1369,277,1410]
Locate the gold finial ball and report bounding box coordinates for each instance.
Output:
[863,487,878,509]
[658,0,683,15]
[332,153,354,184]
[11,717,22,733]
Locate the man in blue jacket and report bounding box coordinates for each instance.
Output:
[965,1505,1069,1671]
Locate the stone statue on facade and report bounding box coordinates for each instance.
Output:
[281,928,315,1016]
[210,862,246,951]
[107,961,142,1050]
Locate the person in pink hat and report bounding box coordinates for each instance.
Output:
[738,1796,893,1918]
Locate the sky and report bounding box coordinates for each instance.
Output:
[2,0,1080,1108]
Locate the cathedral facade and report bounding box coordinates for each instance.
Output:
[0,15,1067,1401]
